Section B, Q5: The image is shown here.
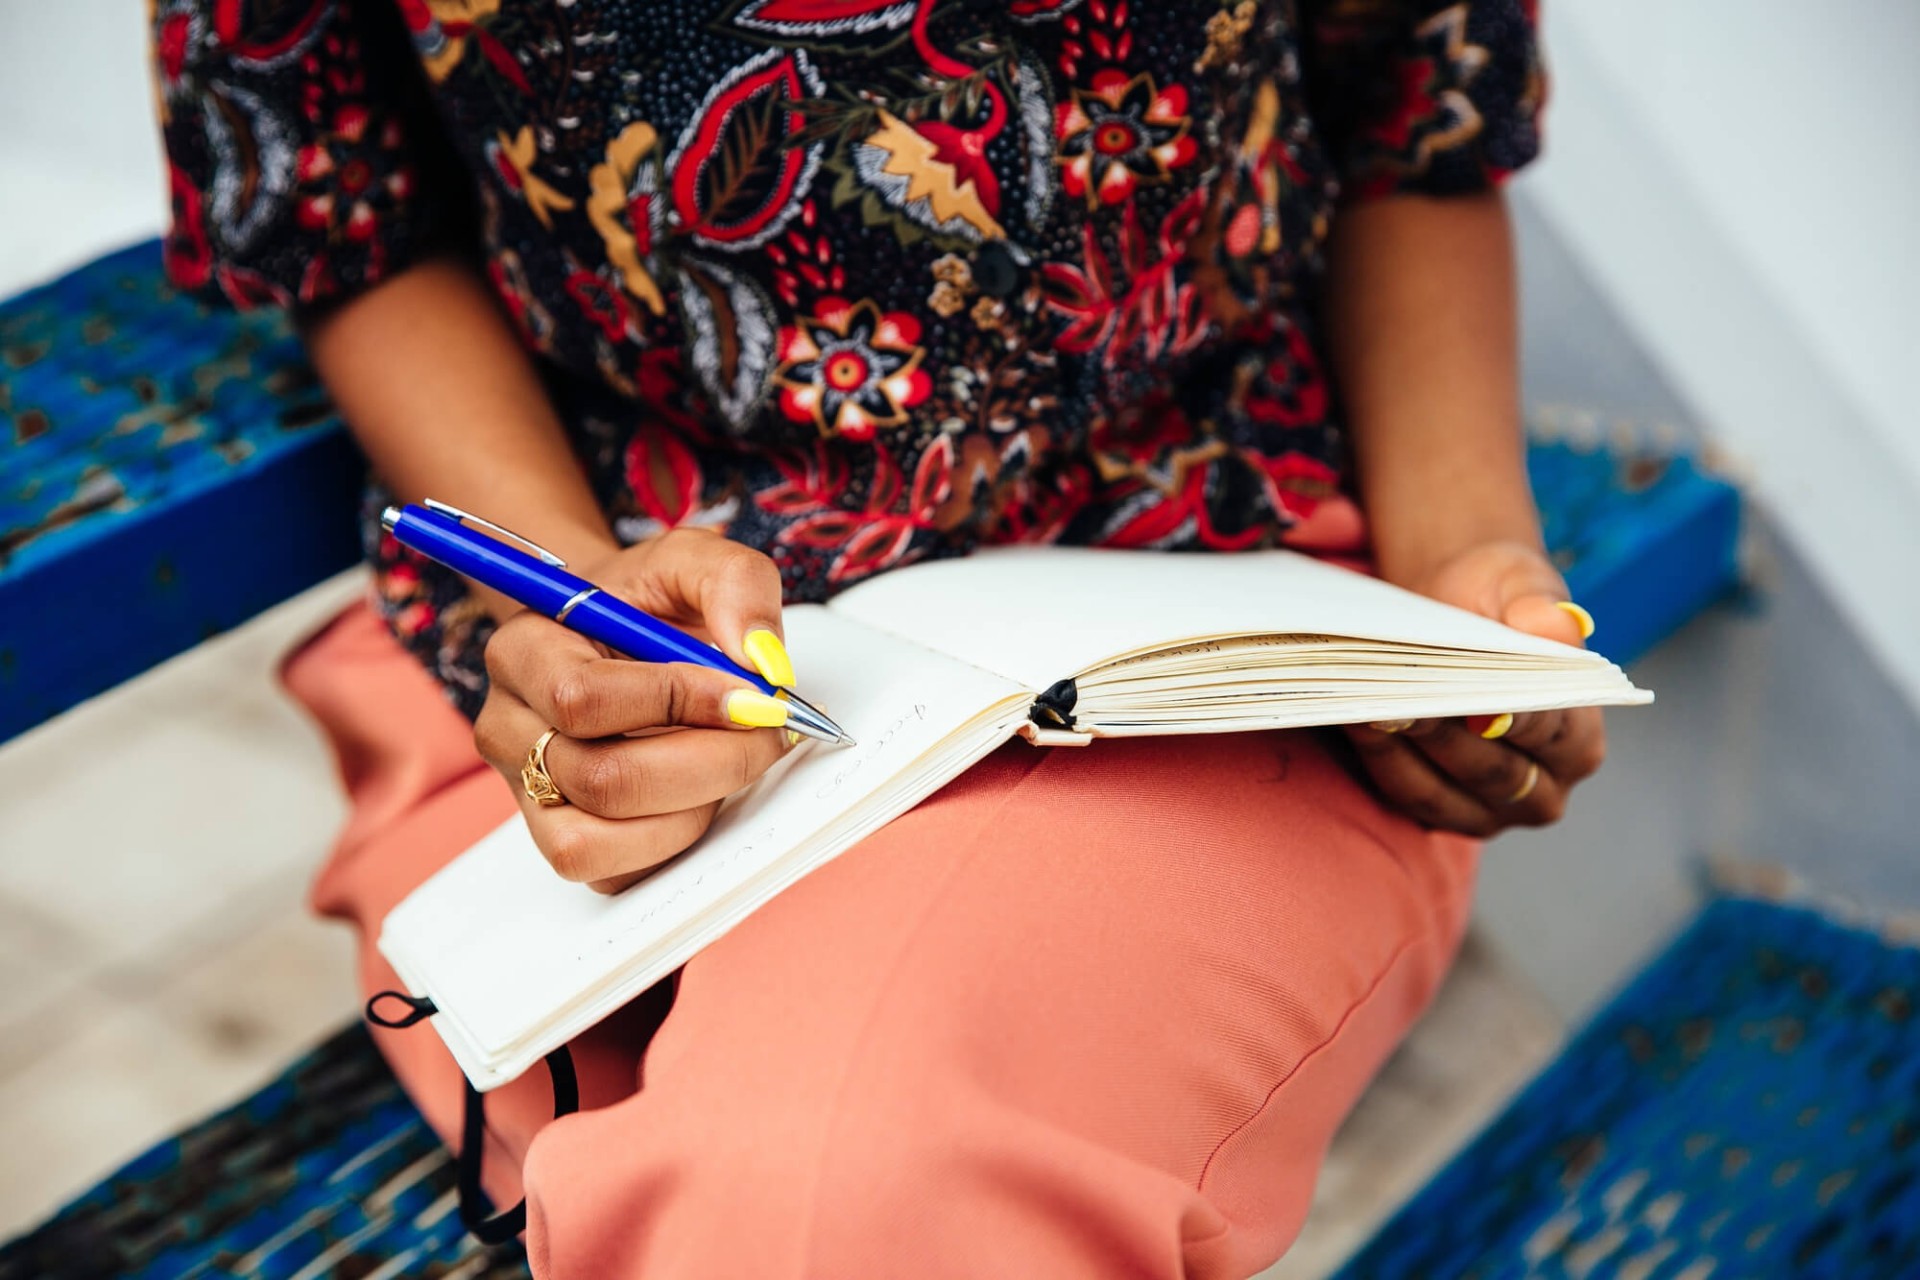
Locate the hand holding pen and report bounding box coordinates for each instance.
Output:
[385,503,851,894]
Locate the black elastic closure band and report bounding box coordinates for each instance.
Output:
[362,989,579,1246]
[458,1047,580,1244]
[365,990,438,1028]
[1031,678,1079,730]
[362,990,579,1243]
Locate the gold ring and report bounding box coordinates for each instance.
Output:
[522,727,568,807]
[1505,760,1542,805]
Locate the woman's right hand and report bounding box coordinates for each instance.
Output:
[473,528,798,894]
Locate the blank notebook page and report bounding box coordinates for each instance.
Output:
[827,545,1599,690]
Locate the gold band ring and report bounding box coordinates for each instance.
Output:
[522,727,568,807]
[1505,760,1542,805]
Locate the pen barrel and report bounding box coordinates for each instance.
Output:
[393,507,591,618]
[389,504,774,695]
[564,592,774,692]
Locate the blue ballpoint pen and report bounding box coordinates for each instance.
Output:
[381,500,854,747]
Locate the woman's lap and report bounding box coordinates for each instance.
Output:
[287,604,1477,1279]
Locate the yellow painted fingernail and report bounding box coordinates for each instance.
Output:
[786,729,802,748]
[726,690,790,729]
[1556,601,1596,640]
[1479,712,1514,740]
[743,628,795,687]
[1369,719,1415,734]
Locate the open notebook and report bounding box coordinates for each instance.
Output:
[380,546,1652,1089]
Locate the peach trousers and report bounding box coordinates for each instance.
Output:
[284,602,1479,1279]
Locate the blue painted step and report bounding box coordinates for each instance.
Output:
[1529,435,1741,668]
[0,242,362,741]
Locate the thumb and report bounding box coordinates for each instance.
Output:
[1418,543,1593,649]
[1505,594,1587,647]
[1503,587,1594,651]
[1491,551,1590,647]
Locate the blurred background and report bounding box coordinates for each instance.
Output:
[1,1,1916,1274]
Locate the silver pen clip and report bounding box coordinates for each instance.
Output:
[421,499,569,567]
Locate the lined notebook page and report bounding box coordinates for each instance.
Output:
[379,605,1025,1076]
[827,546,1606,690]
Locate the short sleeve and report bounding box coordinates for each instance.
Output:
[151,0,455,311]
[1303,0,1545,200]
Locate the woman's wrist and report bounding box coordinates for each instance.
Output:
[301,253,624,623]
[1323,192,1543,592]
[1367,468,1546,591]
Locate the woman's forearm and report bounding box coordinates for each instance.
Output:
[1324,191,1543,586]
[300,255,619,610]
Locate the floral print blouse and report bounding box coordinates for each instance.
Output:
[153,0,1543,716]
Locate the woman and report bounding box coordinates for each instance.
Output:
[155,0,1603,1274]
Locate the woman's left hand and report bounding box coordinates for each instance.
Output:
[1341,540,1608,838]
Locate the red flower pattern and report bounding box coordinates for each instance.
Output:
[774,298,933,441]
[1056,71,1196,207]
[1041,193,1208,368]
[770,435,955,584]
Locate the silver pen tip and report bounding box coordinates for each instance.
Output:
[380,505,401,531]
[782,692,854,747]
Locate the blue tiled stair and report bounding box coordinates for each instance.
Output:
[1333,898,1920,1278]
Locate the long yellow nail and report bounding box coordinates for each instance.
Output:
[786,729,802,748]
[1369,719,1415,734]
[743,628,796,687]
[1556,601,1596,640]
[726,690,790,729]
[1478,712,1514,740]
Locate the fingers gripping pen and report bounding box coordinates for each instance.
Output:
[382,501,853,746]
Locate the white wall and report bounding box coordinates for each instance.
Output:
[1559,0,1920,490]
[1495,195,1920,1020]
[0,3,165,296]
[1494,4,1920,1011]
[1530,0,1920,712]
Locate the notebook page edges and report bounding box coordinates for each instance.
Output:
[1072,634,1648,720]
[1078,681,1649,732]
[824,546,1608,691]
[377,604,1026,1085]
